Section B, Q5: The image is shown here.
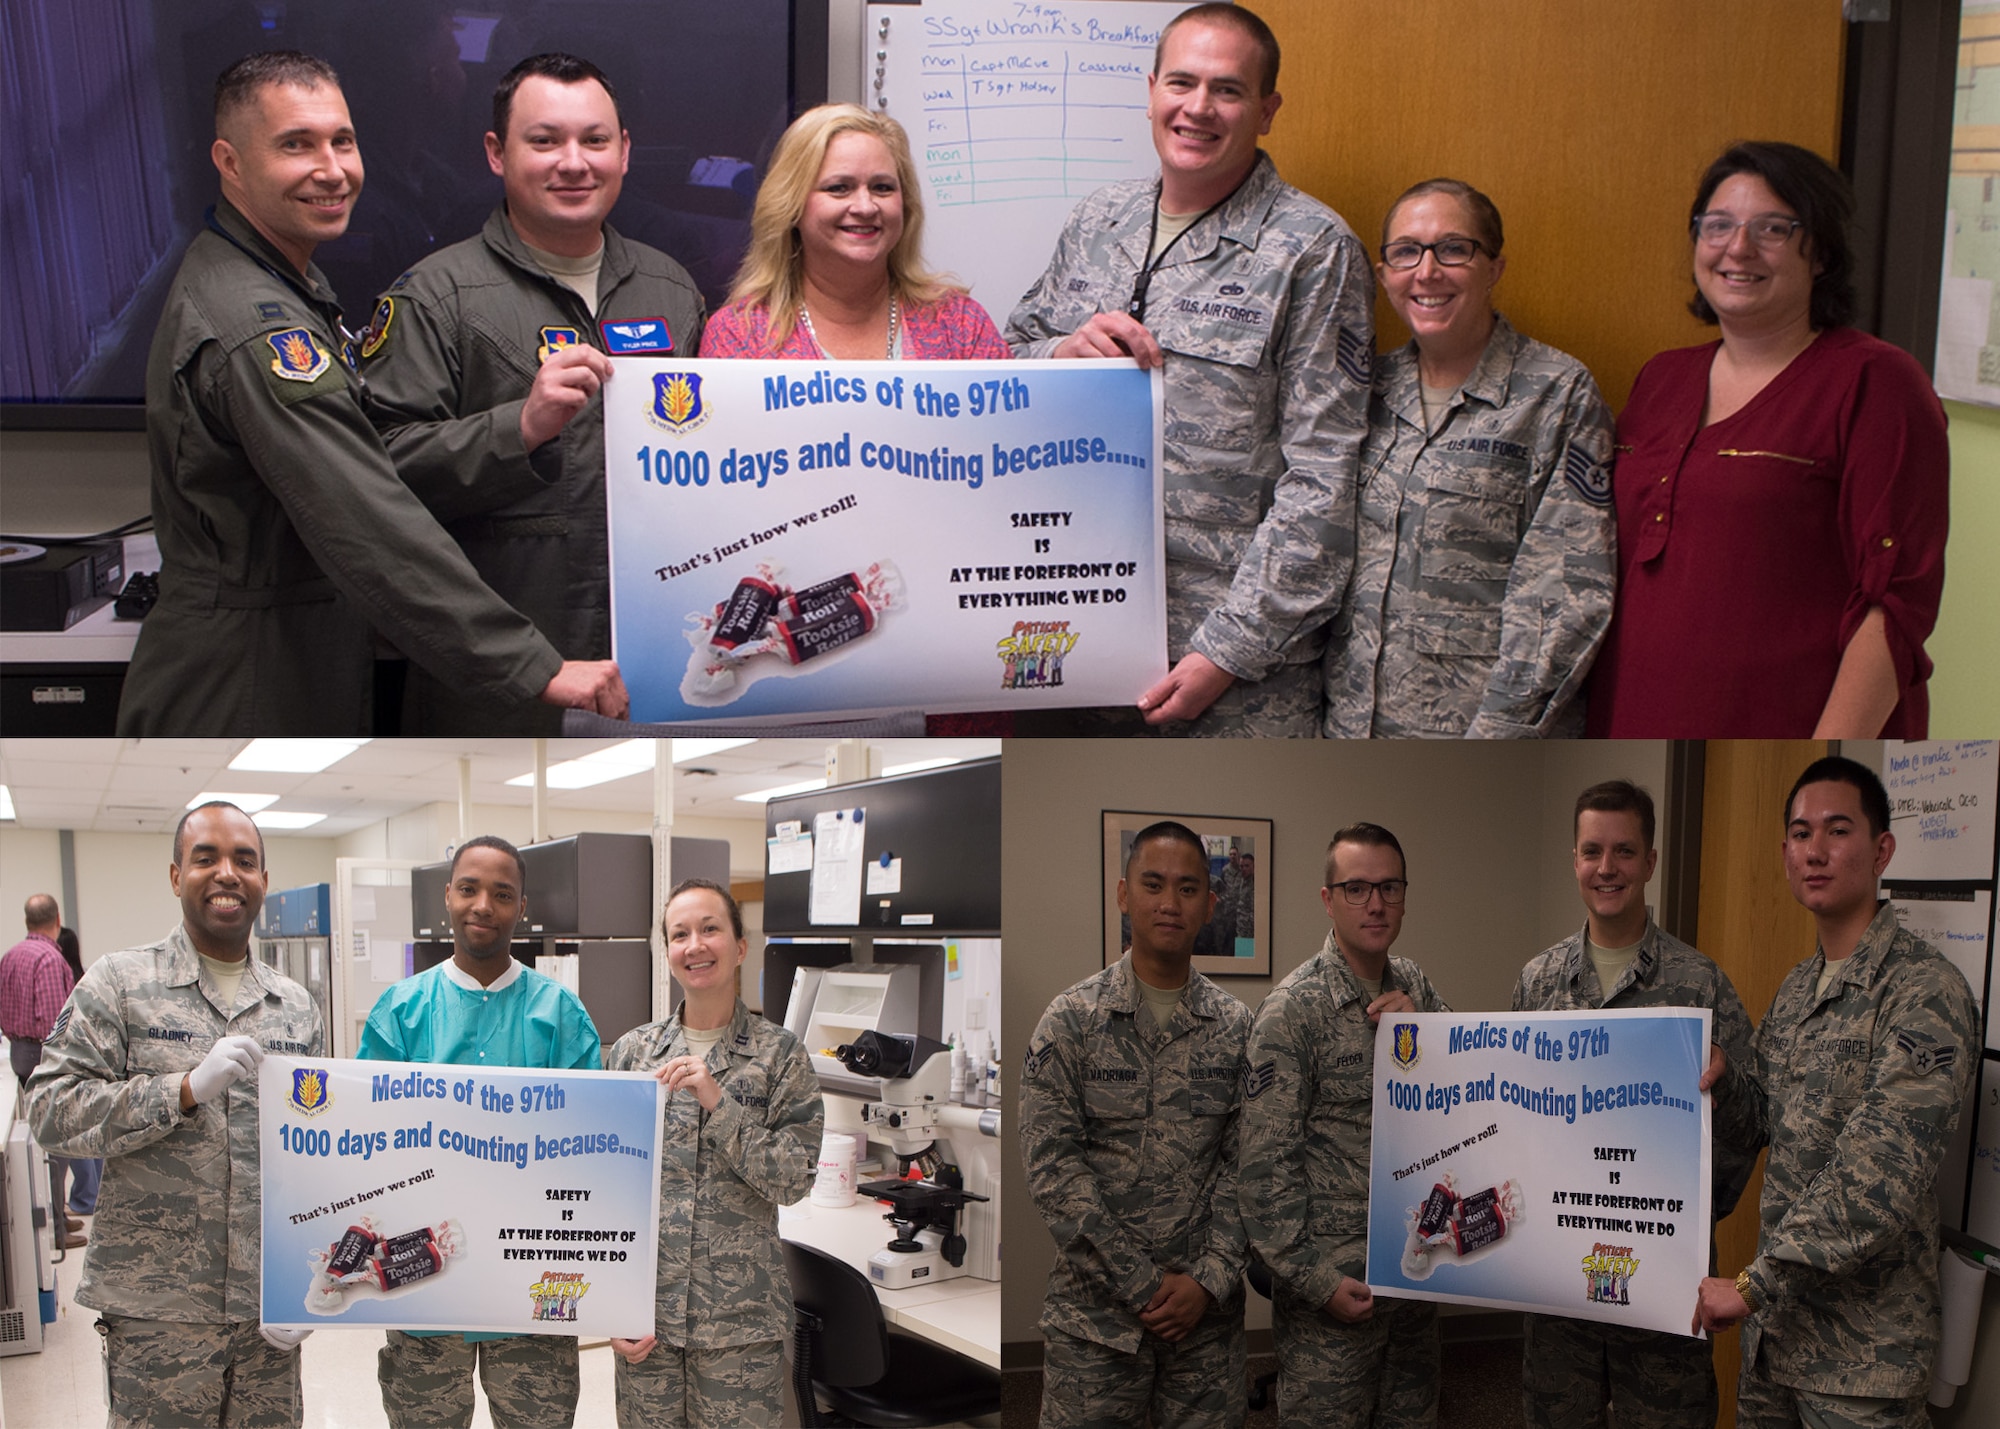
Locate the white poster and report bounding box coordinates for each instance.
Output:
[809,808,867,927]
[603,358,1166,722]
[260,1058,663,1335]
[1366,1009,1714,1337]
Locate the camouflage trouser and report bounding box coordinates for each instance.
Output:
[98,1315,301,1429]
[613,1338,782,1428]
[1021,661,1323,740]
[377,1331,579,1428]
[1272,1292,1438,1429]
[1521,1314,1715,1429]
[1040,1315,1246,1429]
[1737,1354,1930,1429]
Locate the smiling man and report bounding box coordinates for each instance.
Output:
[1007,3,1373,736]
[1021,821,1252,1427]
[118,50,629,737]
[26,802,324,1427]
[1512,781,1759,1429]
[359,835,601,1428]
[1695,758,1978,1429]
[1239,823,1448,1428]
[360,53,705,734]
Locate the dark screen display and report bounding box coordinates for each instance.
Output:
[0,0,794,414]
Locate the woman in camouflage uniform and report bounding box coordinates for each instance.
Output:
[606,880,822,1427]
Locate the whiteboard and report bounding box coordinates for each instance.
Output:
[1882,740,1999,881]
[864,0,1193,320]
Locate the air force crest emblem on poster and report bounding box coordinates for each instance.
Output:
[267,328,331,382]
[289,1066,332,1116]
[1392,1022,1421,1070]
[648,372,708,434]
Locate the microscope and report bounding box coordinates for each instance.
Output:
[832,1031,1001,1290]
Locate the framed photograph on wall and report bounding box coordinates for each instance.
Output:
[1101,810,1274,977]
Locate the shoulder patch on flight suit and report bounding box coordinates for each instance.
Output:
[360,297,395,360]
[261,327,345,405]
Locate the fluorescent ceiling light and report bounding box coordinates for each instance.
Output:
[669,738,755,762]
[505,739,654,790]
[189,791,279,813]
[253,810,327,830]
[229,739,369,773]
[735,776,827,804]
[885,757,960,776]
[0,786,14,821]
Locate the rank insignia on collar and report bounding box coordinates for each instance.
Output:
[538,326,583,363]
[600,317,675,354]
[267,327,331,382]
[360,297,395,359]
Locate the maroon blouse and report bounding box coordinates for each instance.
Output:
[1586,327,1948,737]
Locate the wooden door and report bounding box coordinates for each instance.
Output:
[1257,1,1846,409]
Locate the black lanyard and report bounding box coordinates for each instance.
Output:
[202,206,365,375]
[1126,185,1229,325]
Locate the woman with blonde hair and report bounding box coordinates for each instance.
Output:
[699,103,1009,359]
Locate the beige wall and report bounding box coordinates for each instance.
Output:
[1001,740,1669,1347]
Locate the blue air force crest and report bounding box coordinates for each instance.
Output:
[536,326,582,364]
[289,1066,332,1116]
[1392,1022,1421,1071]
[648,371,709,434]
[267,328,331,382]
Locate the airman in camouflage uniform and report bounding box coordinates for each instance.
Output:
[1696,759,1980,1428]
[1007,6,1372,737]
[1241,824,1447,1428]
[26,804,323,1428]
[604,999,822,1427]
[1323,316,1616,738]
[1517,779,1762,1429]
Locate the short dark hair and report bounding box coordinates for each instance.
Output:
[1785,756,1891,839]
[1384,177,1505,256]
[23,894,59,931]
[214,51,341,134]
[451,835,527,891]
[1125,820,1211,887]
[1156,4,1281,95]
[492,53,621,142]
[173,801,267,867]
[1574,781,1656,850]
[1325,823,1406,886]
[663,877,744,941]
[1688,140,1854,330]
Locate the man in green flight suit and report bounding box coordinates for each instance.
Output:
[117,51,628,736]
[360,835,602,1428]
[361,52,706,733]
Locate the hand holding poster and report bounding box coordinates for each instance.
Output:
[603,358,1166,722]
[1365,1009,1712,1337]
[260,1058,662,1335]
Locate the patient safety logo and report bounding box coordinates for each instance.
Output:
[648,371,710,434]
[996,620,1077,690]
[1581,1243,1639,1306]
[528,1271,591,1322]
[1392,1023,1421,1071]
[288,1067,332,1117]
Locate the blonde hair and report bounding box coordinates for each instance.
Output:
[728,104,959,350]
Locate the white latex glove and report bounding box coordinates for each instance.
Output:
[185,1035,264,1106]
[259,1325,311,1351]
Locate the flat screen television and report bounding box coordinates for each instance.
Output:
[1,0,817,428]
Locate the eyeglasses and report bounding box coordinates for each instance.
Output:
[1327,878,1408,906]
[1380,238,1488,270]
[1691,213,1804,248]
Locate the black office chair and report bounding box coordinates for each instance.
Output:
[782,1240,1000,1427]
